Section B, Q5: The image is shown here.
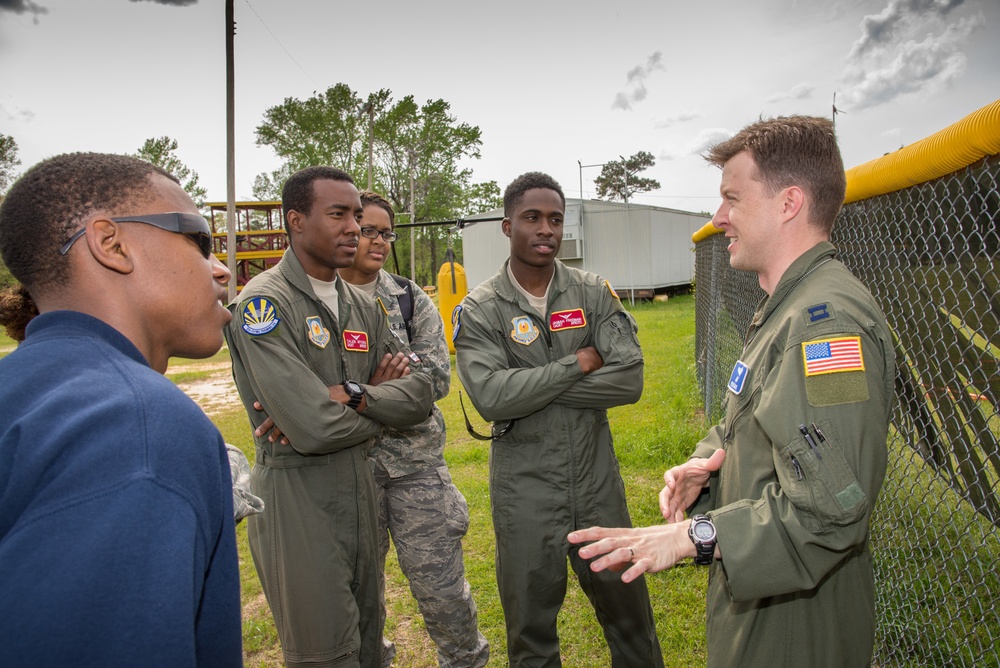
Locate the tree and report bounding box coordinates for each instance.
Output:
[132,136,207,208]
[255,83,374,179]
[594,151,661,202]
[1,133,21,194]
[253,84,499,285]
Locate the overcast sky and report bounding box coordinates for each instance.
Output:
[1,0,998,216]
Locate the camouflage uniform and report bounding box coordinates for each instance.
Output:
[368,270,489,668]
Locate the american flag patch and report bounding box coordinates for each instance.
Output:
[802,336,864,376]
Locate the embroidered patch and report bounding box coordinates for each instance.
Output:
[728,360,749,394]
[451,305,463,341]
[802,336,864,376]
[241,297,280,336]
[306,316,330,349]
[804,302,834,325]
[343,330,370,352]
[510,315,539,345]
[605,280,620,300]
[550,308,586,331]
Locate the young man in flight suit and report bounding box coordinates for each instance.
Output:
[225,166,433,668]
[454,172,663,667]
[570,116,894,667]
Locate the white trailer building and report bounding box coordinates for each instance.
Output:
[459,198,710,297]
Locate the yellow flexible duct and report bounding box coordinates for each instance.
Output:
[844,98,1000,203]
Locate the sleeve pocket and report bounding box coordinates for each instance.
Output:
[777,419,868,531]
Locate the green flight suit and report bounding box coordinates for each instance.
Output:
[225,248,432,668]
[691,242,894,667]
[454,259,663,668]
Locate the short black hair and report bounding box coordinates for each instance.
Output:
[0,152,176,291]
[359,191,395,229]
[503,172,565,217]
[281,166,355,232]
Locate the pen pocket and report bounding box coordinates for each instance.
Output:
[779,421,868,531]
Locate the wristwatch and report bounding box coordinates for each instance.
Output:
[688,514,717,565]
[342,380,365,410]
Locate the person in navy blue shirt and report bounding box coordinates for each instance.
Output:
[0,153,243,667]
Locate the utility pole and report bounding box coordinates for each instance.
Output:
[225,0,237,302]
[409,151,416,283]
[362,100,374,190]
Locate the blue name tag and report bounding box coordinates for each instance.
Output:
[728,361,749,395]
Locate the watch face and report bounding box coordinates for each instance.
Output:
[693,521,716,541]
[345,381,362,394]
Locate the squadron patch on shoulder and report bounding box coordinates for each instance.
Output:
[451,305,463,341]
[550,308,586,331]
[510,315,539,346]
[343,330,370,352]
[803,302,834,325]
[802,336,864,376]
[306,316,330,349]
[728,360,749,395]
[605,280,620,300]
[241,297,281,336]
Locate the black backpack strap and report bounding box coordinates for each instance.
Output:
[388,272,415,342]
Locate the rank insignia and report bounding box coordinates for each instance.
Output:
[510,315,539,345]
[803,336,864,376]
[241,297,280,336]
[728,360,749,394]
[343,330,370,352]
[804,302,834,325]
[550,308,587,331]
[306,316,330,349]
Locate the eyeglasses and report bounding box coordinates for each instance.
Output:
[59,212,214,258]
[360,226,399,243]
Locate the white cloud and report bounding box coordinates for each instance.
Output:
[612,51,664,111]
[766,83,815,104]
[654,110,701,129]
[0,103,36,123]
[685,128,733,156]
[839,16,975,111]
[0,0,48,22]
[849,0,966,57]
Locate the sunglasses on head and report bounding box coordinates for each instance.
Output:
[59,212,214,258]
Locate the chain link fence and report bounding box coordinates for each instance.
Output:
[694,147,999,664]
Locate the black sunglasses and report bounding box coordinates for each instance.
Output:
[360,226,399,243]
[59,212,214,258]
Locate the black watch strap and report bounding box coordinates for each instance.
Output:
[343,380,364,410]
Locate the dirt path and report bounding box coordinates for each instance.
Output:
[168,361,240,416]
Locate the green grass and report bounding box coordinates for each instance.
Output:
[209,296,710,667]
[0,329,15,359]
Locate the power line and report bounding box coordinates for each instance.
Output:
[241,0,317,88]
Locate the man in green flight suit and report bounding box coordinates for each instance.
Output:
[453,172,664,667]
[570,116,894,667]
[225,166,433,668]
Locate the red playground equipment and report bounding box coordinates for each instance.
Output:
[206,200,287,291]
